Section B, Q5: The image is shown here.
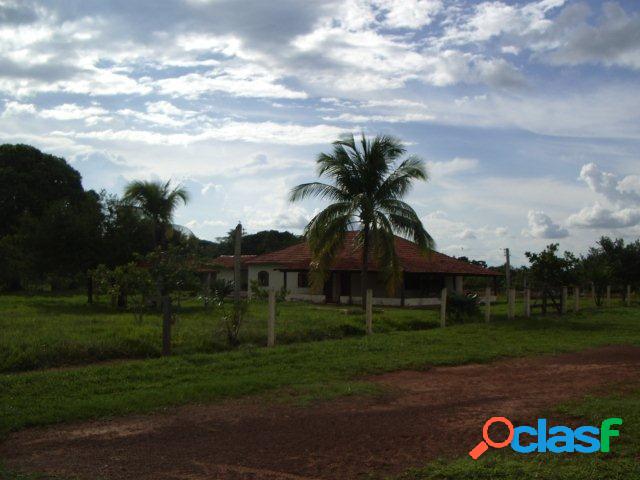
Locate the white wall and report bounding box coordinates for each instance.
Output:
[247,265,314,298]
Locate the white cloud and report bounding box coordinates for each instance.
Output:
[440,0,565,45]
[567,203,640,229]
[156,65,307,100]
[578,163,640,206]
[458,229,477,240]
[53,121,348,146]
[543,2,640,70]
[523,210,569,238]
[322,112,434,123]
[40,103,108,121]
[246,204,311,231]
[2,100,36,116]
[427,157,479,177]
[117,101,198,127]
[375,0,443,29]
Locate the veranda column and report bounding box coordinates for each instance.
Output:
[268,288,276,347]
[524,288,531,318]
[440,288,447,328]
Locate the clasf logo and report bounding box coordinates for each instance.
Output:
[469,416,623,460]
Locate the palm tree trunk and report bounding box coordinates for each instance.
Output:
[361,225,370,309]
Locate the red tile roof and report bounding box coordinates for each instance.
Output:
[202,255,257,271]
[246,232,499,276]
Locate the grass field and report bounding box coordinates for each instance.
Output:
[2,300,639,435]
[2,292,625,374]
[0,293,442,373]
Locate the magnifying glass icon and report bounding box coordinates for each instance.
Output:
[469,416,514,460]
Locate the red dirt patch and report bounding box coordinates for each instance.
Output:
[2,345,640,479]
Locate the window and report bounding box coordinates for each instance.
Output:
[297,271,309,288]
[258,271,269,287]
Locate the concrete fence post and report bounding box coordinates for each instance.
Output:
[267,288,276,347]
[627,285,632,307]
[440,288,447,328]
[561,286,568,315]
[508,289,515,320]
[606,285,611,307]
[524,288,531,318]
[574,286,580,312]
[365,289,373,335]
[484,286,491,323]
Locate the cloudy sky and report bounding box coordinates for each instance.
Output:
[1,0,639,265]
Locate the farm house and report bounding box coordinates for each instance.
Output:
[231,232,500,306]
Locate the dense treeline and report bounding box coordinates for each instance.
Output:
[461,239,640,303]
[0,144,299,292]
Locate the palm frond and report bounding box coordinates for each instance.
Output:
[289,182,347,203]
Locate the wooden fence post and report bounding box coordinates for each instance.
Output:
[606,285,611,307]
[561,286,568,315]
[366,289,373,335]
[574,286,580,312]
[440,288,447,328]
[267,289,276,347]
[508,289,515,320]
[524,289,531,318]
[627,285,632,307]
[484,286,491,323]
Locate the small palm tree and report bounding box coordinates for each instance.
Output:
[290,133,434,305]
[123,179,189,356]
[123,180,189,250]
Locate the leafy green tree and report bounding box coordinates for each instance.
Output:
[525,244,579,313]
[0,144,85,237]
[579,247,612,306]
[290,134,434,305]
[123,180,190,249]
[19,191,103,290]
[525,244,578,288]
[99,192,155,267]
[0,144,102,290]
[597,237,640,298]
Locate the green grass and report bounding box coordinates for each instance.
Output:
[0,293,442,373]
[395,388,640,479]
[2,305,639,435]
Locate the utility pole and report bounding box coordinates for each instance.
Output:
[505,248,511,292]
[233,222,242,305]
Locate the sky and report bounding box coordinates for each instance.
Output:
[1,0,639,266]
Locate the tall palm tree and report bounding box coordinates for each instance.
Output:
[123,180,190,250]
[290,133,434,306]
